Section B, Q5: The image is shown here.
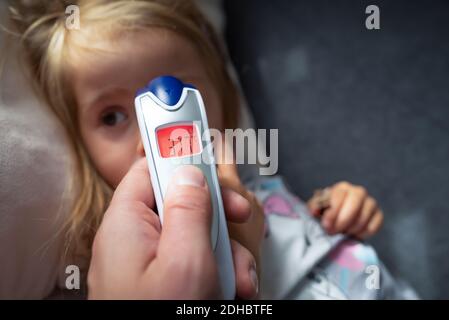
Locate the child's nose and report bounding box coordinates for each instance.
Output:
[137,140,145,157]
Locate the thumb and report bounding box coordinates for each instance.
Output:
[308,188,331,217]
[158,165,214,258]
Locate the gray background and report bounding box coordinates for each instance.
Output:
[225,0,449,299]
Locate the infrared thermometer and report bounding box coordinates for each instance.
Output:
[134,76,235,299]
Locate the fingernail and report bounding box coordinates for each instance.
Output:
[172,165,205,187]
[249,264,259,296]
[234,191,251,209]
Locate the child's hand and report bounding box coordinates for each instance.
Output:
[307,181,384,239]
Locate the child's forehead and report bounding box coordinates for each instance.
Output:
[68,29,208,109]
[68,27,196,63]
[69,27,182,58]
[68,28,201,79]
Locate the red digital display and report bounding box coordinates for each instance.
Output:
[156,124,201,158]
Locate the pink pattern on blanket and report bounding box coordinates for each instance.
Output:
[328,240,365,271]
[263,194,299,218]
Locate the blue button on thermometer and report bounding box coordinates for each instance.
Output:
[135,76,235,299]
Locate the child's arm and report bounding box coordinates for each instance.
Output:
[307,181,384,239]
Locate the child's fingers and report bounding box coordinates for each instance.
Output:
[357,209,384,239]
[334,186,367,233]
[347,197,378,235]
[321,183,348,232]
[307,199,320,216]
[307,189,329,216]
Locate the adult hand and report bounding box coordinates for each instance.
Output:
[87,158,258,299]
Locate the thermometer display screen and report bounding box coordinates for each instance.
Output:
[156,123,201,158]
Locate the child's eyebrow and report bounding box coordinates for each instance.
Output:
[86,91,114,109]
[81,87,130,113]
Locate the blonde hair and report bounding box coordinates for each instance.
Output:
[7,0,239,265]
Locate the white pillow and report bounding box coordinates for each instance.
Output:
[0,35,74,298]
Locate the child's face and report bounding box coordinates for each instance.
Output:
[70,29,222,188]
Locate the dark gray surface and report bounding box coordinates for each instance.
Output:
[225,0,449,299]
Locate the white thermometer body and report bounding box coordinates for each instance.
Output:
[134,76,235,299]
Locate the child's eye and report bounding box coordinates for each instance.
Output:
[101,110,128,126]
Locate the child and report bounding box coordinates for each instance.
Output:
[8,0,416,299]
